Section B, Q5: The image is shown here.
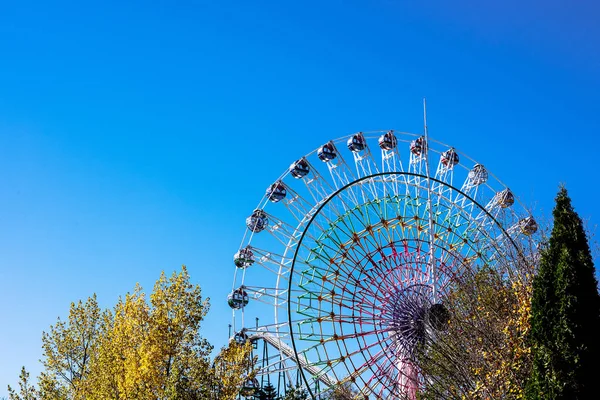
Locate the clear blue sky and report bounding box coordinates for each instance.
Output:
[1,0,599,394]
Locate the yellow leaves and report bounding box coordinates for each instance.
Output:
[39,294,101,399]
[85,266,214,399]
[7,367,38,400]
[418,266,536,400]
[466,275,534,400]
[95,286,155,398]
[212,340,257,400]
[33,266,241,400]
[16,266,257,399]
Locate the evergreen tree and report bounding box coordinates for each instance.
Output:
[257,382,278,400]
[528,187,600,399]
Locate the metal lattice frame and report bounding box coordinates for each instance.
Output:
[230,131,538,399]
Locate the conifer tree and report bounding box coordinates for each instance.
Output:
[528,187,600,399]
[258,382,278,400]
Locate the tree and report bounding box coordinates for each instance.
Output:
[282,384,309,400]
[258,382,279,400]
[38,294,101,399]
[85,266,213,399]
[9,266,255,399]
[321,382,358,399]
[527,187,600,399]
[211,340,256,400]
[7,367,38,400]
[418,263,535,400]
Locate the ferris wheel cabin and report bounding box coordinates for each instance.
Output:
[266,181,287,202]
[410,136,425,156]
[246,209,268,233]
[378,130,398,150]
[234,246,255,269]
[318,142,337,162]
[289,158,310,178]
[347,132,367,152]
[228,287,249,309]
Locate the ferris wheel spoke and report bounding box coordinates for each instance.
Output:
[323,147,366,209]
[344,134,383,203]
[435,193,487,249]
[295,332,389,377]
[341,340,400,393]
[277,183,339,231]
[353,349,394,391]
[361,352,407,397]
[291,158,335,205]
[379,133,406,199]
[426,204,490,275]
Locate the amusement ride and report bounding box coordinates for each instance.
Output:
[228,107,538,399]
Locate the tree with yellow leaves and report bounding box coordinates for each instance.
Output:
[86,267,213,399]
[211,340,256,400]
[38,294,101,399]
[8,367,38,400]
[417,263,535,400]
[9,266,256,400]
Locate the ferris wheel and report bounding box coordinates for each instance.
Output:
[228,127,538,399]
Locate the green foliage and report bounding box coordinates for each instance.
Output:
[527,187,600,399]
[256,382,279,400]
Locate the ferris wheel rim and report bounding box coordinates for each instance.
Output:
[285,170,524,398]
[235,130,533,253]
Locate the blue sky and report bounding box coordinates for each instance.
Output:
[1,0,599,394]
